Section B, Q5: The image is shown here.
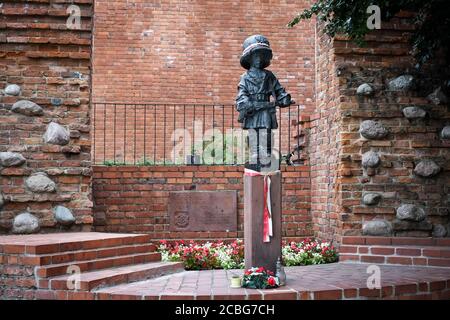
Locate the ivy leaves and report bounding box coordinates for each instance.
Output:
[288,0,450,67]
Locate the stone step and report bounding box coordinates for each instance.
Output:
[48,261,184,291]
[19,243,157,266]
[0,232,152,255]
[36,252,161,278]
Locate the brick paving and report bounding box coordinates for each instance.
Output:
[2,233,450,300]
[95,263,450,300]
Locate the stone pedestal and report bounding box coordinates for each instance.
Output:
[244,171,282,273]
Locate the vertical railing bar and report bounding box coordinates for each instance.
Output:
[297,104,300,163]
[212,104,215,165]
[103,103,106,164]
[222,104,225,164]
[173,105,176,164]
[93,102,96,164]
[183,104,186,164]
[123,104,127,164]
[278,105,281,165]
[134,103,137,165]
[163,104,166,165]
[203,104,205,165]
[192,105,195,162]
[288,105,291,162]
[231,104,234,165]
[153,104,156,165]
[144,104,147,164]
[114,103,117,164]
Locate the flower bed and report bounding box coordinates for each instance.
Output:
[158,239,245,270]
[282,238,338,266]
[158,238,338,270]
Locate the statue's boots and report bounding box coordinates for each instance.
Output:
[259,129,273,168]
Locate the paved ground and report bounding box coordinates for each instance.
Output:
[2,233,450,300]
[95,262,450,300]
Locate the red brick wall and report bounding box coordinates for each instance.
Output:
[92,0,315,107]
[91,0,316,165]
[93,165,312,240]
[0,0,93,233]
[307,21,342,244]
[0,252,36,300]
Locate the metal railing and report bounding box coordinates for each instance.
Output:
[92,103,305,166]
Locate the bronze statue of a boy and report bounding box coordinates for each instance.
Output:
[236,35,294,171]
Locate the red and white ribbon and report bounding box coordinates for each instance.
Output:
[244,168,279,242]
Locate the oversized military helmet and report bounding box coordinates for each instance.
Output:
[240,34,273,70]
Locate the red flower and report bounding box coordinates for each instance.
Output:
[256,267,264,273]
[268,277,276,286]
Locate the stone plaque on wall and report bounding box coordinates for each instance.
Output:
[168,191,237,232]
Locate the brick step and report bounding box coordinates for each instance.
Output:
[47,261,184,291]
[340,245,450,257]
[36,252,161,279]
[342,236,450,247]
[19,243,157,267]
[340,244,450,267]
[340,254,450,267]
[0,232,152,255]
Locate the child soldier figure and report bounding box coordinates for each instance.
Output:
[236,35,294,172]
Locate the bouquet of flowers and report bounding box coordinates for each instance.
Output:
[241,267,279,289]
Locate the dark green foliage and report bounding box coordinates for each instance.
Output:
[288,0,450,67]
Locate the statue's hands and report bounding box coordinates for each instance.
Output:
[279,97,295,108]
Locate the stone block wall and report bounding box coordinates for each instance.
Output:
[0,0,93,234]
[93,165,313,240]
[309,13,450,244]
